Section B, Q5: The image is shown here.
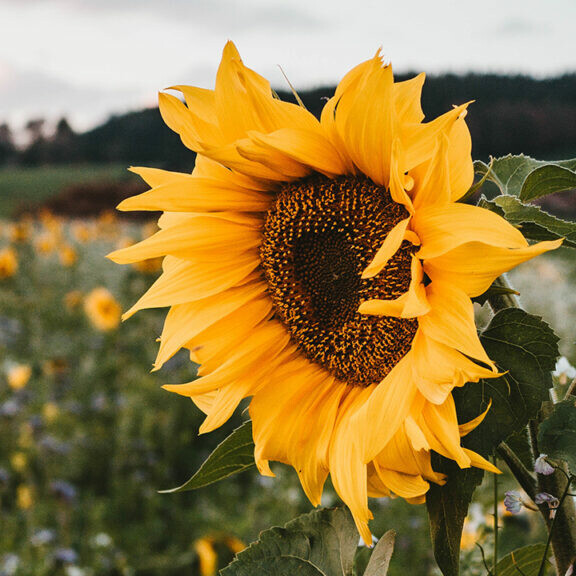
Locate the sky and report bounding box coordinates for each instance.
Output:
[1,0,575,135]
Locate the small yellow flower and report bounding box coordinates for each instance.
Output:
[0,247,18,278]
[84,287,122,331]
[59,244,77,267]
[43,402,60,423]
[17,484,34,510]
[7,364,32,390]
[71,221,94,243]
[18,423,34,449]
[194,537,218,576]
[11,452,28,472]
[35,233,57,255]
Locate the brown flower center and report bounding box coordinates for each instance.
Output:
[260,175,417,387]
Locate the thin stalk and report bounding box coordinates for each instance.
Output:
[493,453,499,576]
[497,442,537,500]
[537,478,574,576]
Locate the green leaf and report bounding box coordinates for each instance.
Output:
[160,420,255,493]
[481,195,576,248]
[454,308,559,456]
[363,530,396,576]
[520,164,576,202]
[221,507,359,576]
[426,463,484,576]
[428,309,559,576]
[538,399,576,474]
[475,154,576,197]
[494,544,550,576]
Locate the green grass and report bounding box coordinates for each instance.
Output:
[0,164,129,218]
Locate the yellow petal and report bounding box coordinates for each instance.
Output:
[414,203,528,260]
[447,115,474,201]
[332,51,396,187]
[424,239,563,298]
[245,128,350,177]
[122,252,260,318]
[402,103,469,172]
[108,216,262,263]
[419,280,495,367]
[359,256,430,319]
[361,217,411,279]
[459,400,492,437]
[154,281,267,369]
[394,73,425,124]
[118,176,272,213]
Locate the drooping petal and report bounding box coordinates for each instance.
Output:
[424,239,563,298]
[414,203,528,260]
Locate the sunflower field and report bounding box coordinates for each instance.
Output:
[2,45,576,576]
[1,183,574,576]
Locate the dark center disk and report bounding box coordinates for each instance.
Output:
[260,174,418,387]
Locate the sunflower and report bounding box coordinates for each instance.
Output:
[108,42,561,542]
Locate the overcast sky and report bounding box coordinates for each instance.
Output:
[1,0,575,134]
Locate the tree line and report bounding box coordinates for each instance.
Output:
[1,72,576,170]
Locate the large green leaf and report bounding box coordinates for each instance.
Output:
[160,420,255,493]
[480,195,576,248]
[221,507,359,576]
[538,399,576,474]
[494,544,550,576]
[454,308,559,456]
[475,155,576,197]
[426,464,484,576]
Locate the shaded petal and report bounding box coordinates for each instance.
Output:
[154,281,267,369]
[359,256,430,319]
[424,239,563,297]
[251,357,347,506]
[361,217,411,279]
[108,215,262,263]
[402,103,469,172]
[122,252,260,318]
[245,128,351,177]
[119,173,272,213]
[419,280,495,367]
[332,51,396,186]
[414,203,528,260]
[394,73,425,124]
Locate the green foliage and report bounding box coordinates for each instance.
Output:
[494,544,550,576]
[474,155,576,197]
[161,420,255,493]
[221,508,363,576]
[538,399,576,474]
[456,308,558,455]
[0,164,128,218]
[428,309,559,576]
[426,466,484,576]
[474,154,576,249]
[480,195,576,248]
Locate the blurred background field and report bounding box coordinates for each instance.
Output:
[0,81,575,575]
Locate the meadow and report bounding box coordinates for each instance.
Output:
[0,166,574,575]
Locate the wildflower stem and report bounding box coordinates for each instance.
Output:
[493,452,499,576]
[497,442,537,501]
[537,476,575,576]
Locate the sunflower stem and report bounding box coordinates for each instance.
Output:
[488,274,520,312]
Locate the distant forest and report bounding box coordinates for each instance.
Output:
[2,73,576,170]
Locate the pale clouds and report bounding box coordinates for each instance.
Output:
[0,0,574,131]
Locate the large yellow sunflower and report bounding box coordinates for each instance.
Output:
[109,42,561,542]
